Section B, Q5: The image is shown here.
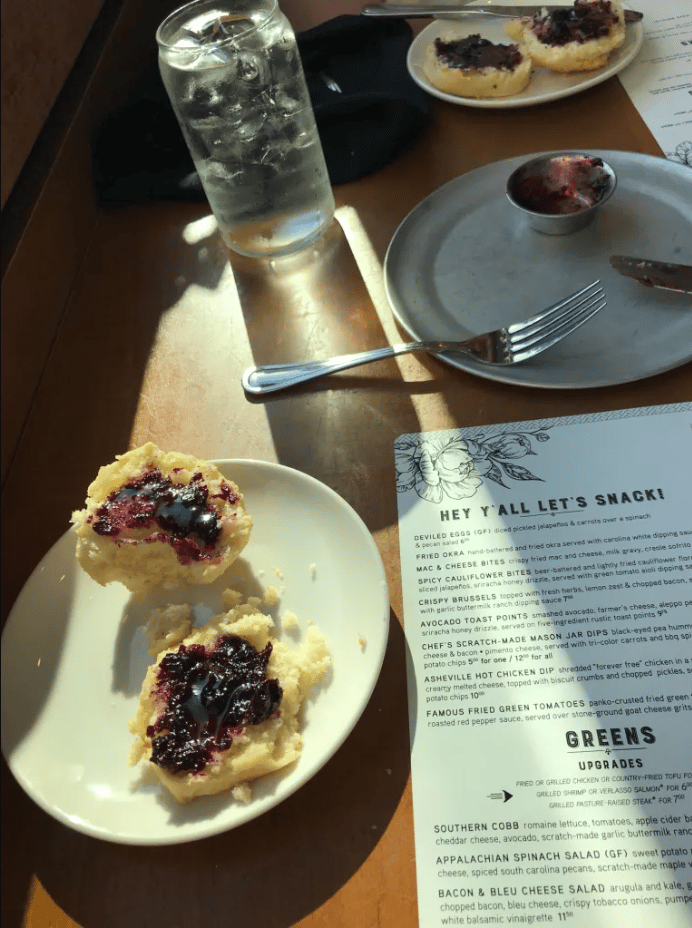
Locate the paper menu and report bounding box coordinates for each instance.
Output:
[618,2,692,166]
[395,404,692,928]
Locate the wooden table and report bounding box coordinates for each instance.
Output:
[2,13,691,927]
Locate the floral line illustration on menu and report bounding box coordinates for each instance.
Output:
[394,428,553,503]
[666,141,692,166]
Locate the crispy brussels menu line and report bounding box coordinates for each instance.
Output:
[395,404,692,928]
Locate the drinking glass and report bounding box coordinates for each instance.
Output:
[157,0,335,257]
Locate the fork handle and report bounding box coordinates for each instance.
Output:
[242,342,450,394]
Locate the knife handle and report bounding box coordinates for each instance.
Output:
[362,4,643,21]
[362,4,449,16]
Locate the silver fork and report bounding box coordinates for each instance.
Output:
[242,280,605,394]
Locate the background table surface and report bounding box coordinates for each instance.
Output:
[2,4,691,926]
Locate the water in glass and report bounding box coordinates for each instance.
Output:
[157,0,335,257]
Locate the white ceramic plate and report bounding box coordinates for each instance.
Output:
[407,13,644,108]
[1,460,390,845]
[384,150,692,389]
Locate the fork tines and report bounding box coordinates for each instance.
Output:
[508,280,605,362]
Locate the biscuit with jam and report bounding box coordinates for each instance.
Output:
[424,33,533,99]
[505,0,626,73]
[71,443,252,592]
[128,596,330,803]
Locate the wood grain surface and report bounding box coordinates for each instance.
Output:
[2,3,691,926]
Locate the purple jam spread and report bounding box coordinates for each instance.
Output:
[89,468,238,563]
[514,181,591,213]
[532,0,618,45]
[514,156,608,214]
[434,35,523,71]
[147,634,282,774]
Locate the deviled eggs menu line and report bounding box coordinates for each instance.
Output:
[395,403,692,928]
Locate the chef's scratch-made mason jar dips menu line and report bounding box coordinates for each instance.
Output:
[156,0,335,257]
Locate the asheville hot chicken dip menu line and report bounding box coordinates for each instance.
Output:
[395,403,692,928]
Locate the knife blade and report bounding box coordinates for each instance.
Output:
[363,3,577,17]
[610,256,692,294]
[361,3,643,22]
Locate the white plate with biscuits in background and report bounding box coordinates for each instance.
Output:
[406,10,644,108]
[0,460,390,845]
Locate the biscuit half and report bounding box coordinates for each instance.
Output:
[424,34,533,99]
[506,0,626,73]
[128,601,330,803]
[71,443,252,592]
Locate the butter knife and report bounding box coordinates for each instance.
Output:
[610,256,692,294]
[361,4,644,22]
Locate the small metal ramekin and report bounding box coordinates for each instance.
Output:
[506,152,617,235]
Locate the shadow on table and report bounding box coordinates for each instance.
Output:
[229,216,423,537]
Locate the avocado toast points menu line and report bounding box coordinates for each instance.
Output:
[394,404,692,928]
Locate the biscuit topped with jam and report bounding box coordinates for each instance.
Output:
[424,33,533,98]
[71,443,252,592]
[505,0,626,72]
[128,594,331,804]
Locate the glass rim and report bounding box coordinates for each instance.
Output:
[156,0,278,51]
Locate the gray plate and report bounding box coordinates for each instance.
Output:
[384,150,692,389]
